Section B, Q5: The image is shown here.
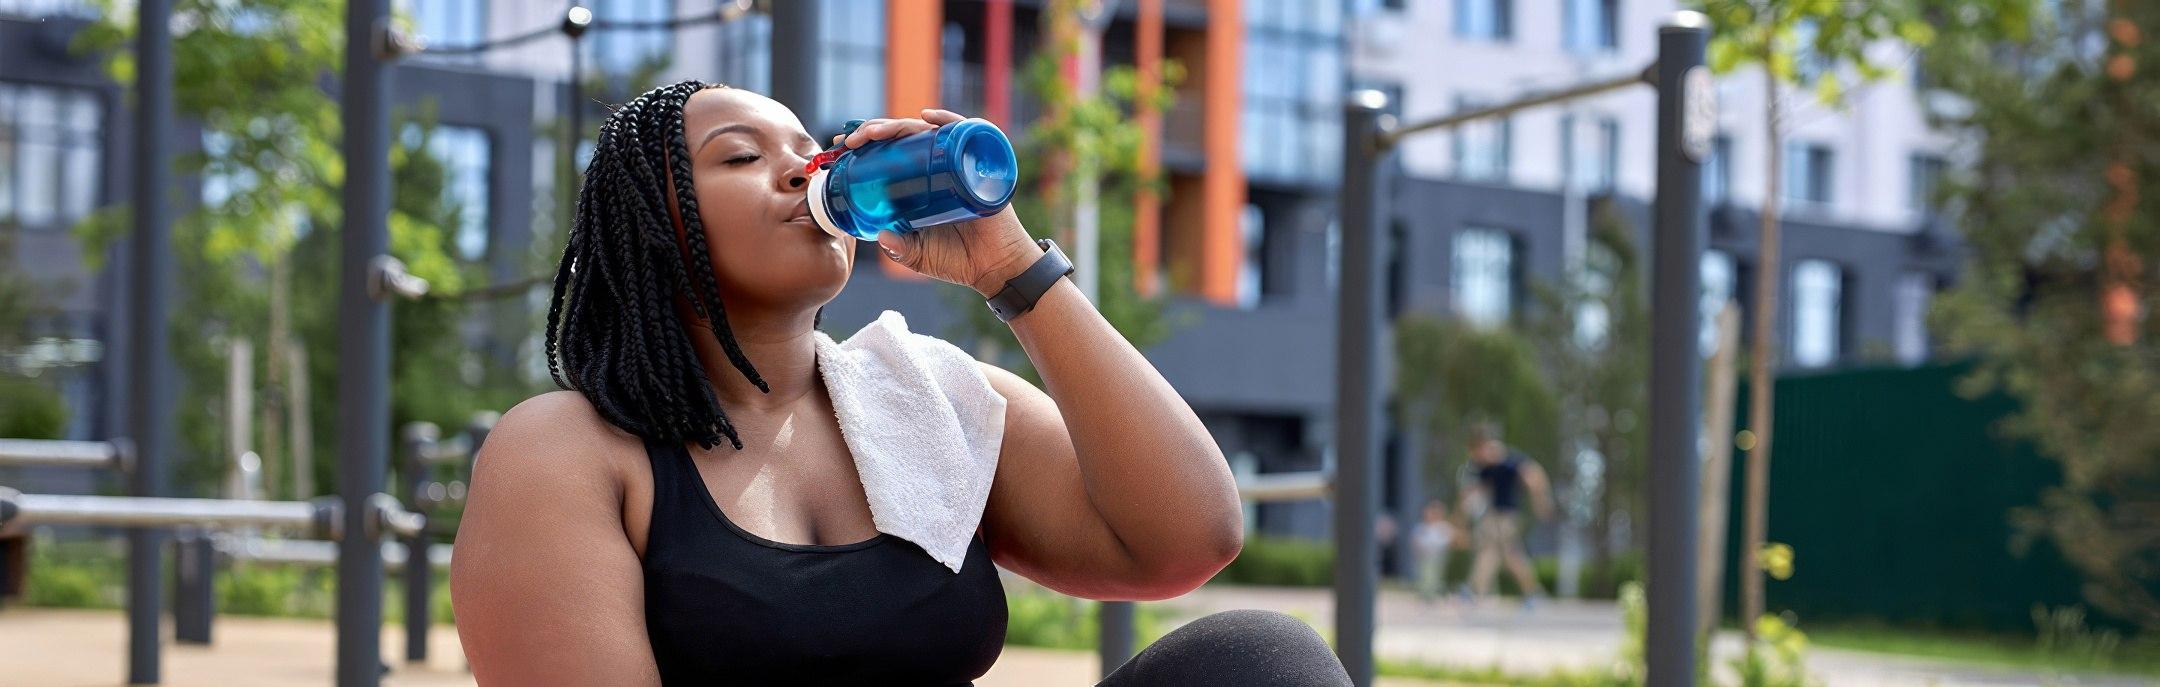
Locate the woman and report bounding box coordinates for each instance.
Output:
[450,80,1352,686]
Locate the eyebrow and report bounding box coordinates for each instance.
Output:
[697,124,821,154]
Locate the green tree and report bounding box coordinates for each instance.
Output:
[1932,0,2160,631]
[75,0,535,497]
[1691,0,2025,637]
[1394,316,1563,509]
[943,0,1185,382]
[1521,199,1650,596]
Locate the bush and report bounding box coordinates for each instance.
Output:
[1002,585,1165,650]
[1213,535,1334,587]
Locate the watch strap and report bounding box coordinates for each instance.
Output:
[986,239,1073,323]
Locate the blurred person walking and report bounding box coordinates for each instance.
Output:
[1458,422,1556,607]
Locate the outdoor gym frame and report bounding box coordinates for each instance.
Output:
[1326,12,1713,687]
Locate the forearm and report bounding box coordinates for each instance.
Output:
[998,275,1243,576]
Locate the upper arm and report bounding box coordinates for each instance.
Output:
[973,362,1148,599]
[450,392,660,686]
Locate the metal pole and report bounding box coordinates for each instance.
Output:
[1097,599,1134,676]
[338,0,393,682]
[1378,68,1651,149]
[1646,13,1710,687]
[172,531,214,644]
[1334,90,1391,687]
[7,493,339,533]
[401,423,437,663]
[0,439,130,470]
[769,0,822,132]
[566,7,586,231]
[128,0,176,680]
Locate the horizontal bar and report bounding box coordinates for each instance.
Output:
[1379,65,1655,149]
[1237,471,1331,502]
[0,438,129,471]
[218,537,453,570]
[0,490,338,540]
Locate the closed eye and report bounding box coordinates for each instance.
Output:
[725,155,761,165]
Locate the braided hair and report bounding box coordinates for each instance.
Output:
[546,80,816,451]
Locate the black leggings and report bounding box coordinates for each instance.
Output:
[1094,609,1353,687]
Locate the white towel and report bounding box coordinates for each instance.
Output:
[814,310,1006,573]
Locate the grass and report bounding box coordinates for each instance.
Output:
[1376,659,1634,687]
[1807,622,2160,678]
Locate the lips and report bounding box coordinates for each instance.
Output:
[787,199,813,224]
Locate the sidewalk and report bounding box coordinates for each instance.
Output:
[1148,584,2154,687]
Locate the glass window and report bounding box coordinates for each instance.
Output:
[400,0,483,51]
[1242,0,1343,185]
[1894,272,1933,365]
[1564,0,1618,52]
[1699,249,1734,356]
[1783,141,1833,208]
[1703,134,1732,205]
[1909,153,1946,215]
[715,12,772,93]
[1562,114,1619,192]
[1575,242,1616,349]
[1791,259,1842,367]
[593,0,673,76]
[0,83,102,230]
[404,124,493,262]
[1455,0,1511,40]
[1453,227,1514,327]
[816,0,885,133]
[1237,204,1266,309]
[1453,96,1510,183]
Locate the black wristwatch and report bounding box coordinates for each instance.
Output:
[985,238,1073,322]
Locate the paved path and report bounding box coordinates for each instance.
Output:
[0,608,1452,687]
[7,588,2151,686]
[1145,584,2157,687]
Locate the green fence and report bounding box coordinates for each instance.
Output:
[1722,361,2092,632]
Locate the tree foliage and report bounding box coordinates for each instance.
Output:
[75,0,536,497]
[1931,0,2160,631]
[944,0,1186,382]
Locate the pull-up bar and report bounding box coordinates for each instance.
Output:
[1330,12,1713,687]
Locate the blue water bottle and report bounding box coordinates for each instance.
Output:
[804,117,1019,241]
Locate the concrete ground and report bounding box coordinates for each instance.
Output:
[1149,584,2157,687]
[3,587,2151,686]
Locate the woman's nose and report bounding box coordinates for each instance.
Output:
[788,173,806,189]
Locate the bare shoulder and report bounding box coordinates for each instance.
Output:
[471,390,645,498]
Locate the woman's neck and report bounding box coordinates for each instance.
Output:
[682,303,824,417]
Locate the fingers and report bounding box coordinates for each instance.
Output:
[876,230,919,266]
[843,117,940,149]
[920,108,965,124]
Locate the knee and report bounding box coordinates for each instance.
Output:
[1120,609,1349,687]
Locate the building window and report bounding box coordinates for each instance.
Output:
[1452,227,1514,327]
[1894,272,1933,365]
[1455,0,1512,40]
[714,12,772,93]
[0,0,95,18]
[0,83,102,231]
[817,0,885,134]
[1783,141,1833,209]
[592,0,673,76]
[1703,134,1732,205]
[1564,0,1618,52]
[1575,241,1616,349]
[1561,114,1618,192]
[1700,249,1735,356]
[1237,204,1266,309]
[1909,153,1946,216]
[1791,259,1842,368]
[1244,0,1344,185]
[399,0,483,52]
[402,124,492,262]
[1454,96,1510,183]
